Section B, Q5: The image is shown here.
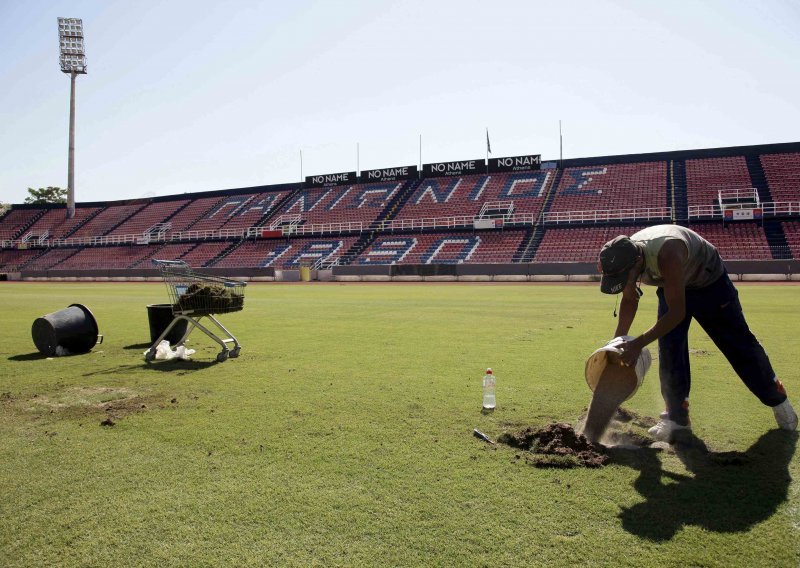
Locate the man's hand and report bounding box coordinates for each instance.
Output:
[618,337,644,367]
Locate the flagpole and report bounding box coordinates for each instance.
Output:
[357,142,360,175]
[559,120,563,168]
[419,134,422,170]
[300,149,303,182]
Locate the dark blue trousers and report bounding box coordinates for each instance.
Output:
[656,271,786,425]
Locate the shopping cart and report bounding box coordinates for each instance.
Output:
[145,259,246,363]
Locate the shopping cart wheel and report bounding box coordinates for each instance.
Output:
[229,347,241,358]
[145,349,156,363]
[216,351,229,363]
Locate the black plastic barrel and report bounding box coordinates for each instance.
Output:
[31,304,102,357]
[146,304,188,345]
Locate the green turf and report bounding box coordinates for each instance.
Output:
[0,282,797,567]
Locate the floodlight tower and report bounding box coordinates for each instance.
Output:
[57,18,87,218]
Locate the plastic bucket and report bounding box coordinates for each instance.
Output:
[585,335,651,402]
[146,304,188,345]
[31,304,103,357]
[299,266,311,282]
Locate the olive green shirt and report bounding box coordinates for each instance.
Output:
[630,225,725,289]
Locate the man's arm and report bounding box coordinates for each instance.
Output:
[619,240,687,365]
[614,279,641,337]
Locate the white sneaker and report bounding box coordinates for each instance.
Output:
[773,399,798,431]
[648,419,691,442]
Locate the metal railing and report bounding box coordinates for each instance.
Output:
[689,201,800,219]
[543,207,672,224]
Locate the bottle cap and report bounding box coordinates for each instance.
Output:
[485,368,492,374]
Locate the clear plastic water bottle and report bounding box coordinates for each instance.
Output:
[482,368,496,409]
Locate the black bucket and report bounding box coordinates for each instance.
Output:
[146,304,188,345]
[31,304,103,357]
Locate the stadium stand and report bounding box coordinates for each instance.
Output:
[393,173,549,223]
[174,242,234,267]
[689,222,772,260]
[106,200,190,237]
[1,141,799,276]
[0,248,41,271]
[534,226,647,263]
[271,181,405,228]
[548,162,667,214]
[354,230,526,264]
[22,247,81,271]
[68,203,148,238]
[212,236,361,269]
[781,221,800,259]
[686,156,752,213]
[21,206,103,240]
[761,153,800,203]
[49,245,155,270]
[0,208,45,240]
[137,242,199,267]
[186,190,292,233]
[166,196,228,233]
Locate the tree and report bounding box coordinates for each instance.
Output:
[24,186,67,204]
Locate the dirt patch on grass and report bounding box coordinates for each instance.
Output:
[499,423,609,468]
[499,408,661,468]
[8,386,165,423]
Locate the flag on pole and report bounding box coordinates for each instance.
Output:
[486,128,492,154]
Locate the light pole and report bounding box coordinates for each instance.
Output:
[57,18,87,219]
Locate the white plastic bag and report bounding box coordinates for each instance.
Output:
[145,340,196,361]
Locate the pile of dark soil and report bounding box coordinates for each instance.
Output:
[177,283,243,313]
[498,423,608,468]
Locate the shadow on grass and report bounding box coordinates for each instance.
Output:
[613,429,797,541]
[81,360,218,377]
[123,343,152,350]
[7,352,48,361]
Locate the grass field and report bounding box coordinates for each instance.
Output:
[1,282,798,567]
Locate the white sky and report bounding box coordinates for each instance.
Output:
[1,0,798,205]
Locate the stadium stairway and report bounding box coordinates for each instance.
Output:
[340,231,378,265]
[763,220,792,260]
[371,178,423,227]
[204,240,246,267]
[61,206,105,239]
[670,160,689,226]
[178,197,229,232]
[160,199,193,225]
[511,227,535,263]
[10,209,47,240]
[251,187,304,230]
[515,167,564,262]
[98,202,149,236]
[745,155,774,203]
[19,246,83,271]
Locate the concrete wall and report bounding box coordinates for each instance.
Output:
[15,260,800,283]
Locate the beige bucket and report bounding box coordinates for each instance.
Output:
[584,335,652,402]
[299,266,311,282]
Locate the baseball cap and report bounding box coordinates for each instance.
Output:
[598,236,639,294]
